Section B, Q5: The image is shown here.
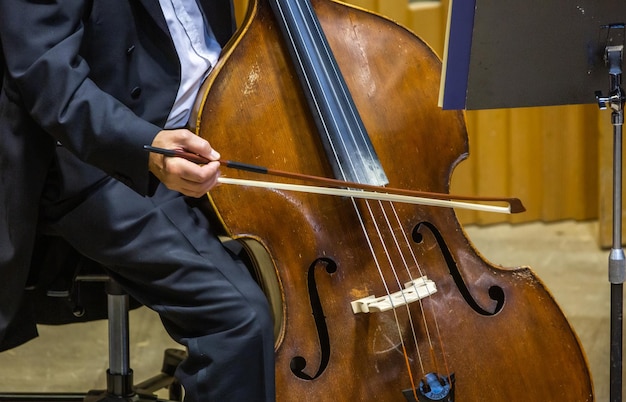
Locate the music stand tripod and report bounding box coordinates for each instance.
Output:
[596,39,626,402]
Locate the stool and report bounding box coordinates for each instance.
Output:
[0,238,187,401]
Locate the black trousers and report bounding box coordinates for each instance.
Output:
[40,174,275,402]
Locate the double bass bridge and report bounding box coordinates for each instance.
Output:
[350,277,437,314]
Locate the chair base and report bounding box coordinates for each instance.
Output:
[0,348,186,402]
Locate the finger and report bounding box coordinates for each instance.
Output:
[174,160,220,183]
[180,133,221,161]
[178,171,221,197]
[164,160,221,194]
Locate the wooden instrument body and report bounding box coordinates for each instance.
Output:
[192,1,594,400]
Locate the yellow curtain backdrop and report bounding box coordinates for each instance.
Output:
[229,0,616,245]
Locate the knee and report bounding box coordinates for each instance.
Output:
[202,284,274,342]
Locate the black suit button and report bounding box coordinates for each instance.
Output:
[126,45,135,55]
[130,87,142,99]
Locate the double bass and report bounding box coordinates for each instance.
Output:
[191,0,594,400]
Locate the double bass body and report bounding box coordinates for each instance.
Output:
[192,0,594,400]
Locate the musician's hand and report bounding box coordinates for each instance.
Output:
[148,129,221,197]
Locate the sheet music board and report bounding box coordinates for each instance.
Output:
[439,0,626,110]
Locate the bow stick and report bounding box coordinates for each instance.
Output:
[144,145,525,214]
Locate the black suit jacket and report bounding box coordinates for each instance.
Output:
[0,0,236,351]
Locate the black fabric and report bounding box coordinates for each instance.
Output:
[39,177,275,401]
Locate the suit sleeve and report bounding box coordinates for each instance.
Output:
[0,0,161,195]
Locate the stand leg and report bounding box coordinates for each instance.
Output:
[597,42,626,402]
[106,280,135,398]
[611,283,623,402]
[610,113,625,402]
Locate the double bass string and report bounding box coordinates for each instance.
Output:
[384,200,445,367]
[360,195,448,387]
[385,201,452,382]
[344,194,424,399]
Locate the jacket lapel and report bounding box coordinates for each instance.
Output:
[135,0,171,36]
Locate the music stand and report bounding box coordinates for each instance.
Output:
[440,1,626,400]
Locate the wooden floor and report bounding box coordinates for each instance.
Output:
[0,220,618,400]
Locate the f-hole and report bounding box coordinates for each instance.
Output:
[413,222,505,316]
[290,257,337,380]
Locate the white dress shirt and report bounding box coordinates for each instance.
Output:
[158,0,222,128]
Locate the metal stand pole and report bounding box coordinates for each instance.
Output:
[597,43,626,402]
[105,279,135,399]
